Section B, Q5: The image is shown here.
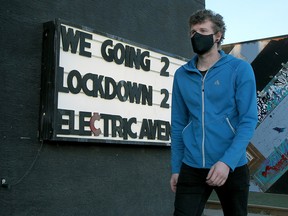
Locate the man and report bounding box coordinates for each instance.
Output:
[170,9,258,216]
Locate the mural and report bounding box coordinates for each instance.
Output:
[257,62,288,124]
[253,139,288,192]
[222,35,288,194]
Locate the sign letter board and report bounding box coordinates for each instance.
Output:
[40,19,187,146]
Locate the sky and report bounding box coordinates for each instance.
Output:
[205,0,288,44]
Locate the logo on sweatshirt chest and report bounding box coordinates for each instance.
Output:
[214,79,221,86]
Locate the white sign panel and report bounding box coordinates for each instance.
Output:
[40,19,187,145]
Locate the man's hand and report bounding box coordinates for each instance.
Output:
[170,173,179,193]
[206,161,230,187]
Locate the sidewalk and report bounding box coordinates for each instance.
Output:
[204,191,288,216]
[203,209,270,216]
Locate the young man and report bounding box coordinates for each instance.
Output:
[170,9,258,216]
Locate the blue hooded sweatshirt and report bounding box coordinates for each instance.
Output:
[171,50,258,174]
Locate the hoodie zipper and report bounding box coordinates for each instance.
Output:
[201,72,208,168]
[198,55,222,168]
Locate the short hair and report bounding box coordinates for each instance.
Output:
[189,9,226,44]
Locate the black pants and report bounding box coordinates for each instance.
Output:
[174,163,250,216]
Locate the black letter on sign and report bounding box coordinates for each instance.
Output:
[127,82,142,104]
[140,51,151,71]
[113,43,125,65]
[117,80,128,102]
[111,115,123,138]
[79,31,92,57]
[101,39,114,62]
[123,118,137,139]
[56,109,75,135]
[67,70,82,94]
[104,77,117,99]
[128,47,141,69]
[61,26,92,57]
[139,119,149,139]
[57,67,69,93]
[160,57,169,77]
[142,85,153,106]
[61,26,80,54]
[82,73,94,97]
[93,75,105,98]
[156,120,170,141]
[79,111,92,136]
[100,113,112,137]
[160,89,170,108]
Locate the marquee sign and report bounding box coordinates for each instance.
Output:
[40,19,187,145]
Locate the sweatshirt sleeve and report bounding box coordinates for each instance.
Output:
[220,61,258,171]
[171,70,189,174]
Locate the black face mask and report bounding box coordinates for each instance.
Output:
[191,32,215,55]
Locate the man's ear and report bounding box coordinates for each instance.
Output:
[215,32,222,42]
